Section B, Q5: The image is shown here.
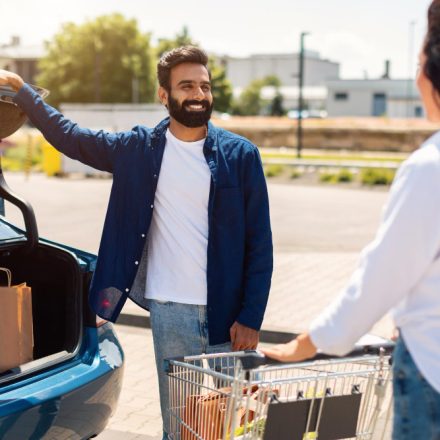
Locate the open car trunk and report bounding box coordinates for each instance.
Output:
[0,241,83,381]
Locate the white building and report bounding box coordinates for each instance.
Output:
[221,50,339,89]
[221,51,339,112]
[0,36,44,84]
[326,79,424,118]
[260,85,327,113]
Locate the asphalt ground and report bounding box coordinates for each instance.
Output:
[1,172,392,439]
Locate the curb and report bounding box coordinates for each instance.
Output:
[117,313,297,344]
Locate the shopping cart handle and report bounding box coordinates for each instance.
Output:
[240,342,394,370]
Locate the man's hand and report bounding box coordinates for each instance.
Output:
[260,333,317,363]
[0,69,24,92]
[230,321,259,351]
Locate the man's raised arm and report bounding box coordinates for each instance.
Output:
[0,70,129,173]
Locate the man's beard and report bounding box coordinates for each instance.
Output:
[167,95,213,128]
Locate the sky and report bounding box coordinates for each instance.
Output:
[0,0,432,79]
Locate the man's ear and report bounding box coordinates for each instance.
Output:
[158,87,168,107]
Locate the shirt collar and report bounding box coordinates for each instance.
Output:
[152,117,217,152]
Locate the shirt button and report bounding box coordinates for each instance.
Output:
[153,174,158,179]
[135,261,139,265]
[141,234,146,238]
[150,204,154,209]
[125,288,129,292]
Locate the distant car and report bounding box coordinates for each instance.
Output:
[287,109,327,119]
[0,86,124,439]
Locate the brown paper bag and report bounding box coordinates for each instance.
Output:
[181,385,259,440]
[0,267,34,373]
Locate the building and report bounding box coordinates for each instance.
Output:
[260,85,328,113]
[0,36,44,85]
[326,79,424,118]
[221,50,340,89]
[221,51,339,112]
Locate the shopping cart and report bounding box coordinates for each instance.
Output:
[164,342,394,440]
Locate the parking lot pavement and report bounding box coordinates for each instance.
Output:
[97,325,162,439]
[98,324,283,439]
[1,173,394,436]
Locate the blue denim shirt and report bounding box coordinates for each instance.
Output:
[15,84,273,344]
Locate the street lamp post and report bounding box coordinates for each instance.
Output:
[406,20,416,118]
[297,32,309,159]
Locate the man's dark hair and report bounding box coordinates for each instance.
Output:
[157,46,210,91]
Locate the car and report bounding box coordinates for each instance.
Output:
[0,85,124,439]
[287,109,327,119]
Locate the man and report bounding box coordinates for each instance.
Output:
[0,46,273,438]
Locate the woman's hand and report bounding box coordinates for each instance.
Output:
[0,70,24,91]
[260,332,318,362]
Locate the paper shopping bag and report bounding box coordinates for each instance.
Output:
[0,268,34,373]
[181,385,260,440]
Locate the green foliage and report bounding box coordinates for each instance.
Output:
[232,75,283,116]
[360,168,395,185]
[290,168,302,179]
[156,26,194,58]
[264,164,284,177]
[37,14,156,106]
[209,58,233,113]
[270,92,286,116]
[319,171,336,183]
[319,169,354,183]
[154,27,233,113]
[1,142,42,171]
[336,169,354,182]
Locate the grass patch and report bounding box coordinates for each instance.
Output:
[360,168,395,185]
[261,151,406,163]
[264,164,284,178]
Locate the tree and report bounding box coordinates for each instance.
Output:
[37,14,156,106]
[156,26,194,58]
[154,27,233,113]
[270,92,286,116]
[209,58,233,113]
[232,75,283,116]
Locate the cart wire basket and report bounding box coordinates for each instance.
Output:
[164,343,394,440]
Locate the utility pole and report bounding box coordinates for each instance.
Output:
[406,20,416,118]
[297,32,309,159]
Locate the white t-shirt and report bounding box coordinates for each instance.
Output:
[144,129,211,305]
[310,131,440,392]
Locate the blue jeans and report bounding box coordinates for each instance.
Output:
[147,300,232,440]
[392,337,440,440]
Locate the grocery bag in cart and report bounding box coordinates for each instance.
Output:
[165,340,394,440]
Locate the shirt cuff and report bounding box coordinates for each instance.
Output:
[13,83,39,109]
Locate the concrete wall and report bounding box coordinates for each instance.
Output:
[215,118,434,152]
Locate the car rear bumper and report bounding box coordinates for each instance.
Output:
[0,323,124,439]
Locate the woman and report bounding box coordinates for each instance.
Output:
[262,2,440,438]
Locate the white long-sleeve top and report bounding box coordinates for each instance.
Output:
[310,131,440,392]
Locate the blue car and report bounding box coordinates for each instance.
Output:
[0,86,124,439]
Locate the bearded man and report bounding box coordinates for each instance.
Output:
[0,46,273,439]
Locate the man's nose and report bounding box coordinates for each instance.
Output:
[192,86,205,100]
